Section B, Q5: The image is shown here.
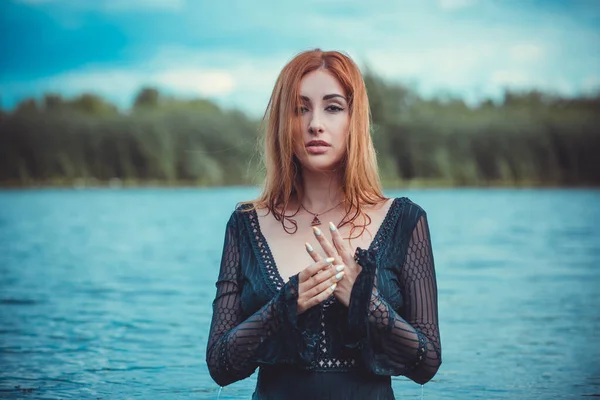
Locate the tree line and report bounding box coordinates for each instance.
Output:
[1,73,598,188]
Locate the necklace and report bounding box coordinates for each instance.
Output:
[300,200,344,227]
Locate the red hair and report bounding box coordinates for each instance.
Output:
[243,49,385,236]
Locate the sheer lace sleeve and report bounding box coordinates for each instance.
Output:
[348,209,442,384]
[205,212,301,387]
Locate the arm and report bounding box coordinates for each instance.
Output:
[205,212,299,387]
[350,210,442,384]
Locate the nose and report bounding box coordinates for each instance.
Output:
[308,110,324,135]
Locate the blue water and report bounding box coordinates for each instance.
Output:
[0,187,599,399]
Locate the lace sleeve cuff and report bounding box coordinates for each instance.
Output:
[255,274,319,366]
[281,274,320,364]
[345,247,378,348]
[409,331,429,371]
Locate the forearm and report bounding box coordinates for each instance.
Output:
[367,289,441,382]
[207,294,284,386]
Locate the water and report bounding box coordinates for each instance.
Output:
[0,187,599,399]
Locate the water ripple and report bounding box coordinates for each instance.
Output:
[0,187,598,399]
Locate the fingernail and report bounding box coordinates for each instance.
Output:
[305,242,313,252]
[336,272,344,280]
[325,257,335,263]
[335,265,344,272]
[329,222,336,232]
[330,283,337,291]
[313,227,322,236]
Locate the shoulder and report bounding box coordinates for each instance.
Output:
[389,196,429,234]
[395,196,427,215]
[389,196,427,218]
[227,200,271,225]
[234,202,254,213]
[223,202,254,229]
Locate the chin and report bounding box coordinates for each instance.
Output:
[300,156,344,173]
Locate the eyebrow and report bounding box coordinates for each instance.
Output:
[300,94,347,102]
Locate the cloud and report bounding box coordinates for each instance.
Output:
[0,47,287,114]
[15,0,54,3]
[582,75,600,93]
[0,67,234,110]
[103,0,184,12]
[365,42,498,88]
[489,69,577,96]
[490,70,534,87]
[143,47,289,114]
[153,69,235,96]
[15,0,185,12]
[0,38,588,116]
[509,43,545,63]
[2,0,599,113]
[437,0,478,11]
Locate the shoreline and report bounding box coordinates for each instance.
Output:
[1,178,599,191]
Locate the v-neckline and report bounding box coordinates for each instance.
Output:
[248,197,401,293]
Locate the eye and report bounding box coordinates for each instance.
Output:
[326,105,344,112]
[296,106,309,115]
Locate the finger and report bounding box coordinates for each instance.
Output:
[303,281,338,310]
[305,242,322,263]
[301,264,344,295]
[300,262,341,292]
[303,268,345,299]
[298,257,334,282]
[312,226,339,260]
[328,221,351,258]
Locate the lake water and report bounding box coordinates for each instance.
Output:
[0,187,599,399]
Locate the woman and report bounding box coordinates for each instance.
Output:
[206,49,441,399]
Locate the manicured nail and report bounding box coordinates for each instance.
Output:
[329,222,336,232]
[325,257,335,263]
[313,227,322,236]
[335,265,344,272]
[330,283,337,291]
[305,242,313,252]
[336,272,344,280]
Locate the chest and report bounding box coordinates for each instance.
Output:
[265,225,377,283]
[239,232,404,321]
[256,205,388,283]
[238,201,405,318]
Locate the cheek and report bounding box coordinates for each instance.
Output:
[333,116,350,147]
[295,117,309,145]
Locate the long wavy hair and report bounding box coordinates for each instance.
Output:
[242,49,386,237]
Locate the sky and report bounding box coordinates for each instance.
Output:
[1,0,599,116]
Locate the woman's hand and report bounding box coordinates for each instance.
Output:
[305,222,362,307]
[297,257,344,314]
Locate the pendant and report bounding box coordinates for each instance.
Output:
[311,215,321,226]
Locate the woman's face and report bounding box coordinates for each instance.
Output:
[295,69,350,173]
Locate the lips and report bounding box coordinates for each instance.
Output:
[305,140,330,155]
[306,140,330,147]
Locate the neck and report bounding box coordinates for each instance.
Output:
[297,169,344,213]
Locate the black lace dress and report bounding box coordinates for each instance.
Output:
[206,197,442,400]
